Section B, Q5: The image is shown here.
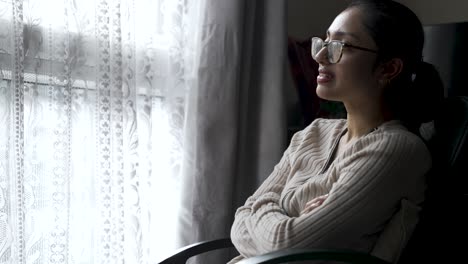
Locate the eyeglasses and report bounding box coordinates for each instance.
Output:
[311,37,378,64]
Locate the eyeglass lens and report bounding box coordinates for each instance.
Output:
[311,38,342,63]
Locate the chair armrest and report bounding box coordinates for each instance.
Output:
[157,238,234,264]
[237,248,391,264]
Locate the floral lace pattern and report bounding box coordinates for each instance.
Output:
[0,0,201,263]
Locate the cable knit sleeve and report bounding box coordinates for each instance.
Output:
[230,131,430,258]
[229,144,292,254]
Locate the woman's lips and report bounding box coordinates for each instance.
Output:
[317,69,334,84]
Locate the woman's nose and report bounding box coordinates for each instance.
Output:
[313,46,329,65]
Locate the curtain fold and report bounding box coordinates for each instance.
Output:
[177,1,287,263]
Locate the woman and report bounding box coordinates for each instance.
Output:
[228,0,443,263]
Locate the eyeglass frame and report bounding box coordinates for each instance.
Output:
[311,37,378,64]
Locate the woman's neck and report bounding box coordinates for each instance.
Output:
[344,114,389,143]
[343,99,393,143]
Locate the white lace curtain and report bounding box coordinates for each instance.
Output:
[0,0,203,263]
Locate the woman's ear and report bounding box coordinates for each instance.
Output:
[378,58,404,82]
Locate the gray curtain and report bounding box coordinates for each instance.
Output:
[177,0,287,263]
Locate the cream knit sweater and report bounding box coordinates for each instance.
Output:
[229,118,431,263]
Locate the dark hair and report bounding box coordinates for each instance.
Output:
[346,0,444,134]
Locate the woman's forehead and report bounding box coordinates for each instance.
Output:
[327,8,373,44]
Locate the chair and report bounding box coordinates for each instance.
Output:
[157,96,468,264]
[157,239,390,264]
[157,238,235,264]
[397,95,468,264]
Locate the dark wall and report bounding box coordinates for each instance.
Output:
[423,22,468,96]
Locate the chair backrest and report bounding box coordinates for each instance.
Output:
[432,96,468,198]
[398,96,468,263]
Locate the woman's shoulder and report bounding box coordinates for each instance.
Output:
[304,118,346,133]
[312,117,346,126]
[292,118,346,141]
[365,120,430,156]
[377,120,424,142]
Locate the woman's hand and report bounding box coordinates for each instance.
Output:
[300,194,328,215]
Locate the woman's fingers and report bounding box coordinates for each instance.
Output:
[301,194,329,215]
[306,197,325,206]
[304,194,328,207]
[301,201,323,214]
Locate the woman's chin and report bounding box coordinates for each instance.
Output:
[316,85,334,100]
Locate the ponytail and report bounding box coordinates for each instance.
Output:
[398,61,444,135]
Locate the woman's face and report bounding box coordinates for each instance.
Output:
[314,8,382,105]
